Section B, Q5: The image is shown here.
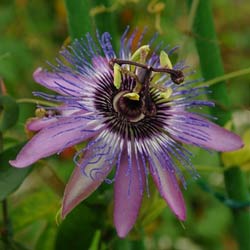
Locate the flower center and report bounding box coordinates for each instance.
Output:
[113,90,156,122]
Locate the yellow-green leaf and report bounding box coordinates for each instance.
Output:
[221,129,250,170]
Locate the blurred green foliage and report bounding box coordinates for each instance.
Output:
[0,0,249,250]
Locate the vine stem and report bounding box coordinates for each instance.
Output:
[1,199,10,249]
[17,98,56,106]
[186,1,250,250]
[1,132,10,248]
[196,67,250,88]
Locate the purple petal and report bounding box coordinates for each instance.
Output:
[10,114,104,168]
[33,68,85,96]
[149,156,186,221]
[62,164,111,218]
[27,117,58,131]
[171,112,243,152]
[114,151,145,238]
[62,141,117,217]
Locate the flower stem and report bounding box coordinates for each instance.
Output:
[186,1,250,250]
[224,167,250,248]
[1,199,11,249]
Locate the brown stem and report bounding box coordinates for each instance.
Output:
[109,58,184,84]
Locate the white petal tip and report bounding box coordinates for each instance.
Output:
[168,204,186,222]
[33,67,46,84]
[61,197,75,219]
[227,137,244,152]
[33,67,43,76]
[9,160,26,168]
[176,212,186,221]
[61,198,75,219]
[61,207,68,219]
[115,225,131,238]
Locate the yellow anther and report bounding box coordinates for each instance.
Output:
[160,50,172,69]
[123,92,140,101]
[113,63,122,89]
[131,45,150,63]
[159,87,173,100]
[35,108,46,118]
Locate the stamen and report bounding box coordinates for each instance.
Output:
[130,45,150,63]
[35,107,61,118]
[132,81,143,93]
[160,50,173,69]
[35,108,46,118]
[113,63,122,89]
[152,67,184,84]
[109,58,184,84]
[123,92,140,101]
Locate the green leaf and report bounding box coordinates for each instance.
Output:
[0,240,30,250]
[35,222,58,250]
[14,220,48,249]
[64,0,93,39]
[11,186,60,249]
[91,0,118,49]
[54,203,102,250]
[0,95,19,132]
[0,143,32,201]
